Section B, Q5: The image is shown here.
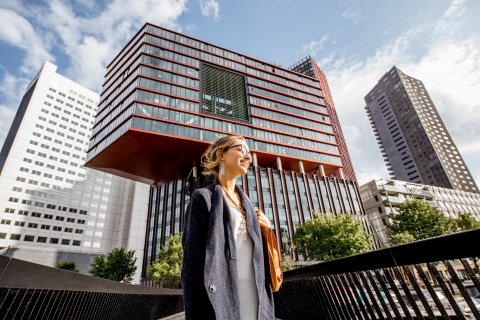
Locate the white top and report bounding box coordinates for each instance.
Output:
[229,205,259,320]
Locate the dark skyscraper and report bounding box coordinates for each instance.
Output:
[365,66,478,193]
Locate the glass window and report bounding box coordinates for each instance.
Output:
[328,179,342,213]
[296,174,311,220]
[202,64,249,121]
[318,178,332,213]
[260,169,274,231]
[285,173,301,231]
[273,171,290,253]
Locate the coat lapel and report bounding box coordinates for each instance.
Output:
[236,185,262,247]
[210,182,236,260]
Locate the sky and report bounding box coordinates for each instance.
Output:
[1,0,479,186]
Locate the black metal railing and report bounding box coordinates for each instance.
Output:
[274,228,480,319]
[0,255,183,320]
[141,278,182,289]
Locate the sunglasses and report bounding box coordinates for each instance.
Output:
[224,144,251,157]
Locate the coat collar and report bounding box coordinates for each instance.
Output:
[208,177,262,249]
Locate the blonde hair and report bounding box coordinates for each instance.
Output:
[201,135,246,176]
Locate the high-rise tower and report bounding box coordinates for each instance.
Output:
[365,66,478,193]
[0,62,149,278]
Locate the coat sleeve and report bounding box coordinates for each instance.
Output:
[181,191,215,319]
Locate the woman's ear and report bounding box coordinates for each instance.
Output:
[215,149,223,161]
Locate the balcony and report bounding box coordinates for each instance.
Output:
[383,195,405,205]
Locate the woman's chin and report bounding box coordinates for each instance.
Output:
[239,167,248,176]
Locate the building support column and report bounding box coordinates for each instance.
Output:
[192,166,197,178]
[252,152,258,167]
[276,157,283,171]
[298,161,305,174]
[319,164,326,177]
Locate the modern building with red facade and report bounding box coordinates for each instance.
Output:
[85,23,374,276]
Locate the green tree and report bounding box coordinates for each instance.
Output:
[453,213,480,274]
[293,213,372,261]
[389,231,415,245]
[455,213,480,231]
[281,252,296,271]
[55,261,79,272]
[148,233,183,285]
[90,247,137,283]
[388,200,456,243]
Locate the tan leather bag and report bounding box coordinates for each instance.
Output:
[261,227,283,292]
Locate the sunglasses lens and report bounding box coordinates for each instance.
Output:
[243,146,251,157]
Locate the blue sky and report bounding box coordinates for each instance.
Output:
[1,0,479,186]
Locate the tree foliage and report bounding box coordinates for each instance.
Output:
[55,261,79,272]
[89,247,137,283]
[388,200,480,245]
[148,233,183,285]
[293,213,372,261]
[281,252,296,272]
[388,200,456,242]
[455,213,480,231]
[389,231,416,245]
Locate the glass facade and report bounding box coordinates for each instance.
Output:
[142,166,368,276]
[87,23,347,179]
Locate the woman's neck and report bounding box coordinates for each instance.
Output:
[218,174,236,193]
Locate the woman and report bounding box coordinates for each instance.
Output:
[181,135,275,319]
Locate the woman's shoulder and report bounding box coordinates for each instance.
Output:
[191,187,212,199]
[190,184,216,201]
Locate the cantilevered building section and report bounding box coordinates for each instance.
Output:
[86,24,351,184]
[365,66,479,193]
[85,23,374,274]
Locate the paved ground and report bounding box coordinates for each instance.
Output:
[159,312,283,319]
[158,312,185,320]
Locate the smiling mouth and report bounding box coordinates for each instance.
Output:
[240,161,250,167]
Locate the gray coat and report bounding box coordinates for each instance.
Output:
[181,181,275,319]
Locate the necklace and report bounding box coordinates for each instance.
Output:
[221,185,247,240]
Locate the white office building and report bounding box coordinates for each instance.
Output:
[0,62,148,280]
[360,178,480,246]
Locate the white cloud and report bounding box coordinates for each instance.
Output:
[199,0,220,20]
[0,68,29,149]
[0,8,54,75]
[299,34,330,57]
[475,171,480,188]
[435,0,466,34]
[28,0,190,91]
[356,166,390,186]
[302,1,480,187]
[0,0,190,149]
[186,24,199,32]
[341,7,361,24]
[1,0,190,92]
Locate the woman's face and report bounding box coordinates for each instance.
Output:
[222,139,251,177]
